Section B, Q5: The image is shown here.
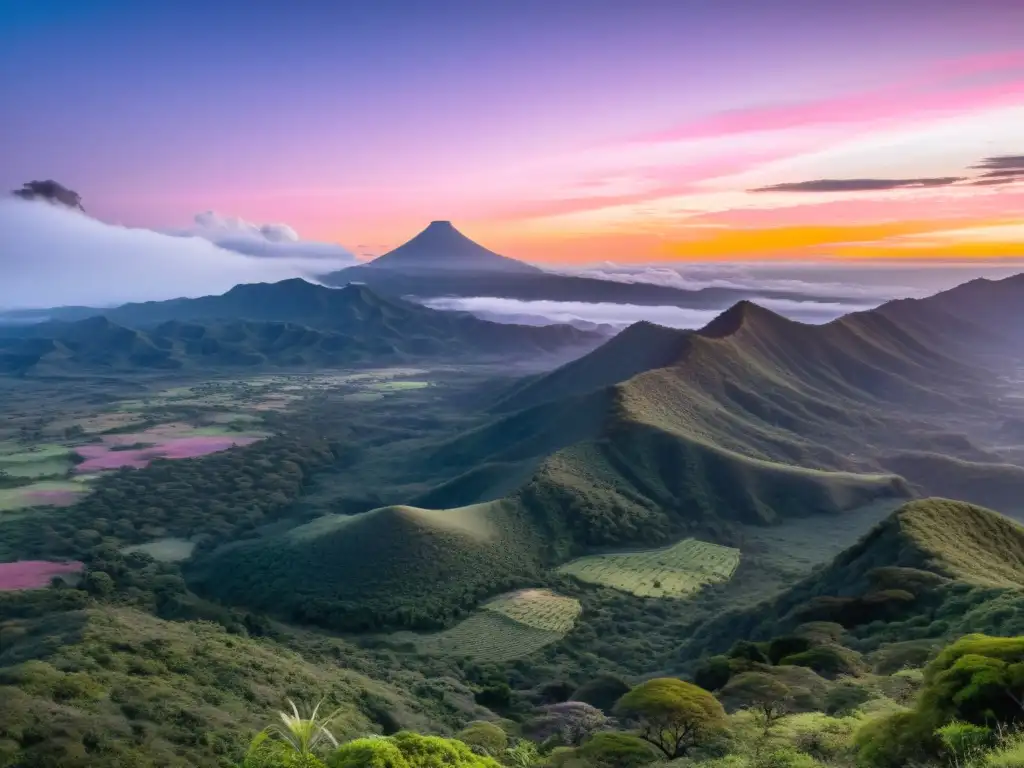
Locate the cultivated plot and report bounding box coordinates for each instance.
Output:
[393,588,582,662]
[556,538,741,598]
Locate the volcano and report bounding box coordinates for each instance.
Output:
[363,220,540,274]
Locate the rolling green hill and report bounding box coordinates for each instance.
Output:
[493,320,692,412]
[683,498,1024,661]
[188,499,549,631]
[0,283,601,373]
[192,279,1024,631]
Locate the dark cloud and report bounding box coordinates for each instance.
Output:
[11,180,85,211]
[972,155,1024,171]
[971,177,1021,186]
[751,153,1024,194]
[750,177,963,193]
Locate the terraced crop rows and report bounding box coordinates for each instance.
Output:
[556,538,740,598]
[483,589,582,633]
[394,588,581,661]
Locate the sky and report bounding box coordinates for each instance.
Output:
[1,0,1023,264]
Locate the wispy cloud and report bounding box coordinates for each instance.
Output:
[169,210,358,265]
[750,177,963,193]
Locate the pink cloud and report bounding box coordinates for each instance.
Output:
[626,49,1024,146]
[694,189,1024,229]
[636,80,1024,144]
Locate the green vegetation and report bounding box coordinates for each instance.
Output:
[614,678,727,759]
[390,590,581,662]
[2,434,339,561]
[0,281,596,374]
[556,539,740,598]
[0,606,471,767]
[2,273,1024,768]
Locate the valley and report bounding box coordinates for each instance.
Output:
[3,273,1024,767]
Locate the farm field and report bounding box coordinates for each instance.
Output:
[0,481,89,513]
[556,538,741,598]
[121,538,196,563]
[392,588,582,661]
[0,366,438,513]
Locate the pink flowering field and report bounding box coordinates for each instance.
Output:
[74,435,262,472]
[0,560,83,591]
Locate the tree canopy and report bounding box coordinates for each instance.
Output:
[614,678,726,759]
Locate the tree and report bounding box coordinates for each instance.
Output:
[614,678,727,759]
[920,634,1024,726]
[719,672,793,736]
[456,721,508,757]
[523,702,611,747]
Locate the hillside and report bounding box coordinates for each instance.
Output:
[886,272,1024,341]
[0,605,478,767]
[684,498,1024,660]
[188,499,550,631]
[189,288,1024,630]
[493,321,692,412]
[0,283,603,373]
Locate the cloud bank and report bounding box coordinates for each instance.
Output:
[0,199,338,309]
[170,210,358,264]
[419,296,876,330]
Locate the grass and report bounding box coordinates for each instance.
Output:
[0,481,87,512]
[369,380,430,392]
[557,538,741,598]
[391,588,581,661]
[0,443,74,479]
[895,498,1024,588]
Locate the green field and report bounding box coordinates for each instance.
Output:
[557,538,741,598]
[0,480,87,512]
[121,538,196,562]
[394,589,582,661]
[0,443,74,479]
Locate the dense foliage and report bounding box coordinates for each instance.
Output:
[4,435,339,561]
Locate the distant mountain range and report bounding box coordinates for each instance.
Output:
[321,222,861,308]
[0,281,602,374]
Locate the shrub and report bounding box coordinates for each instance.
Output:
[575,731,659,767]
[570,674,631,712]
[730,641,769,665]
[694,655,736,692]
[778,645,864,679]
[854,711,929,768]
[768,637,813,666]
[935,721,992,763]
[456,721,507,757]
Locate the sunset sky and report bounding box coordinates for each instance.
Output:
[2,0,1022,264]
